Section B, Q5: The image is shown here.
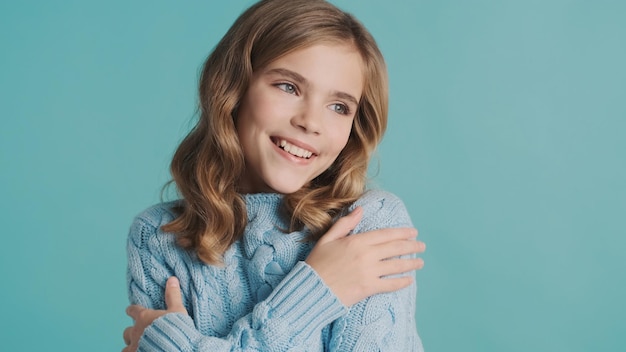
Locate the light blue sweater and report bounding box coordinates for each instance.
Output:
[127,190,424,351]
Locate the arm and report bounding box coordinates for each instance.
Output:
[126,208,346,352]
[125,199,424,351]
[328,190,425,352]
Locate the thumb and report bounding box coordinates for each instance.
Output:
[318,206,363,244]
[164,277,186,313]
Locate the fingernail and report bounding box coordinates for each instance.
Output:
[167,277,180,287]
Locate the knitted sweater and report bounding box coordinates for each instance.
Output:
[127,189,424,351]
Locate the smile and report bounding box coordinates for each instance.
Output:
[275,139,314,159]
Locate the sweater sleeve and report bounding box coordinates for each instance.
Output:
[127,206,347,352]
[328,190,425,352]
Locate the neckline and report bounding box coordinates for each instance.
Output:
[242,193,285,220]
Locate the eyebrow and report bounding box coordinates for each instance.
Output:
[264,68,360,107]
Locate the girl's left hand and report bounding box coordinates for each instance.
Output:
[122,277,188,352]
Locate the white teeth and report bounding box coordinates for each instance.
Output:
[278,139,313,159]
[293,146,305,157]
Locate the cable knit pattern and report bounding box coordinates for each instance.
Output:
[127,190,424,351]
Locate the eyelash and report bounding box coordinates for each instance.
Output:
[274,82,351,116]
[275,82,297,95]
[330,103,351,115]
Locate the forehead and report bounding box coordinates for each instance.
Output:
[261,43,365,98]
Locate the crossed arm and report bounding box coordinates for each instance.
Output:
[123,197,425,351]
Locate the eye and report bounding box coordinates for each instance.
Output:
[275,83,297,95]
[329,103,351,115]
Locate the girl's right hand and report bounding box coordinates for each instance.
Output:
[305,206,425,307]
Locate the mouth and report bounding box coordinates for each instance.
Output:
[273,138,316,159]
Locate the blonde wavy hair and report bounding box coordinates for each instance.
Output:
[163,0,389,265]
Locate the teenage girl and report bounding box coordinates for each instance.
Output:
[122,1,426,351]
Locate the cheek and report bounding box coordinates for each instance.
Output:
[329,121,354,154]
[248,97,285,129]
[236,100,274,142]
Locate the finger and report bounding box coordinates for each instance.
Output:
[123,326,132,345]
[356,227,418,245]
[377,276,415,293]
[318,207,363,244]
[125,305,144,319]
[164,277,186,313]
[378,258,424,277]
[375,240,425,260]
[122,342,138,352]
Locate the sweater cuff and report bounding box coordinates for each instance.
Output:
[262,261,348,343]
[138,313,201,352]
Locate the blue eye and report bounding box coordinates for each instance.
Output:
[276,83,297,94]
[330,103,350,115]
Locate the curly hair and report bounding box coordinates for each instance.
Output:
[162,0,388,265]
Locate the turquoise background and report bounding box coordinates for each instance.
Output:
[1,0,624,351]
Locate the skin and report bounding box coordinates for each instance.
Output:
[123,43,426,351]
[236,43,363,194]
[123,278,186,352]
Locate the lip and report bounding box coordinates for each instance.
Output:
[270,136,319,156]
[270,136,318,164]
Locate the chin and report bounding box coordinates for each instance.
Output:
[271,185,306,195]
[266,179,309,195]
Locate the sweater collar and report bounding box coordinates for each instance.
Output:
[243,192,283,215]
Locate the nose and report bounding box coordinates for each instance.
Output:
[291,101,322,135]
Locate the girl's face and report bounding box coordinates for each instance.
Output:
[236,43,364,194]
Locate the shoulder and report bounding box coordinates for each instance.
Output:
[352,189,404,210]
[126,201,186,308]
[350,189,413,232]
[127,201,181,255]
[131,201,180,231]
